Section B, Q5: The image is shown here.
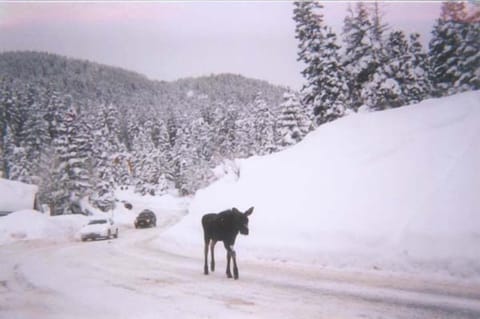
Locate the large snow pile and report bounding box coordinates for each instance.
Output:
[0,210,87,244]
[160,91,480,278]
[0,178,38,212]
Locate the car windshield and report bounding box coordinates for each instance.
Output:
[140,212,153,216]
[88,220,107,225]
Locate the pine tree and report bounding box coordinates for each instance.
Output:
[363,30,413,109]
[66,108,92,203]
[456,5,480,91]
[3,124,29,181]
[407,33,432,103]
[313,28,349,124]
[294,2,347,124]
[277,91,310,149]
[49,102,92,215]
[18,86,50,183]
[251,94,276,155]
[293,1,326,112]
[429,1,468,96]
[48,97,70,215]
[342,2,376,110]
[87,104,114,210]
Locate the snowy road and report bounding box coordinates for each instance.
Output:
[1,226,480,319]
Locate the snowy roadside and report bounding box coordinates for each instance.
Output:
[156,91,480,283]
[1,91,479,285]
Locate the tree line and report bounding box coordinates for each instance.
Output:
[0,53,311,214]
[294,1,479,125]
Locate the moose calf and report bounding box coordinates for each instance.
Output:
[202,207,254,280]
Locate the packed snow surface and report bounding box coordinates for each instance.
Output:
[160,91,480,278]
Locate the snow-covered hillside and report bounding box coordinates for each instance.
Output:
[160,91,480,279]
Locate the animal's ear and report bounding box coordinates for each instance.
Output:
[244,206,254,216]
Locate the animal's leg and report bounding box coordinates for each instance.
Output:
[210,240,217,272]
[230,245,239,280]
[204,238,210,275]
[224,242,232,278]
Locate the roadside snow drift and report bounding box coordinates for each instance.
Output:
[0,178,38,212]
[161,91,480,278]
[0,210,87,244]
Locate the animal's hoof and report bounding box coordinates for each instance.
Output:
[226,273,233,278]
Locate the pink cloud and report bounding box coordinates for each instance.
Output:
[0,2,176,28]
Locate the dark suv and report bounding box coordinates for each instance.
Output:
[134,209,157,228]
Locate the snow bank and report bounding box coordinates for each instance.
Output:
[0,178,38,212]
[160,91,480,279]
[0,186,189,245]
[0,210,87,244]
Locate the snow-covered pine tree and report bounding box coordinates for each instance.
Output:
[293,1,327,115]
[3,124,28,181]
[363,30,414,109]
[313,28,349,124]
[369,1,388,49]
[48,97,70,215]
[215,104,239,159]
[456,5,480,92]
[49,102,92,215]
[294,2,347,125]
[0,81,11,177]
[170,122,199,196]
[429,1,468,96]
[0,142,3,178]
[276,91,310,149]
[44,89,65,140]
[132,117,168,196]
[2,87,22,141]
[342,2,376,110]
[88,105,116,211]
[21,86,51,185]
[251,94,277,155]
[66,107,92,204]
[104,103,130,186]
[407,33,432,104]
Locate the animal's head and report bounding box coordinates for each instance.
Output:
[232,207,254,235]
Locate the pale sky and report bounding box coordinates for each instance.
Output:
[0,1,442,89]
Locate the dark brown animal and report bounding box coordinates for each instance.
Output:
[201,207,254,279]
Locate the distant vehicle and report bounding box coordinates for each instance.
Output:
[134,210,157,228]
[80,218,119,241]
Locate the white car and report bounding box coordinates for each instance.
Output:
[80,218,119,241]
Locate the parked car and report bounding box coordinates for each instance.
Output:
[80,218,119,241]
[134,209,157,228]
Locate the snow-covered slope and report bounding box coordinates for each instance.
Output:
[161,91,480,278]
